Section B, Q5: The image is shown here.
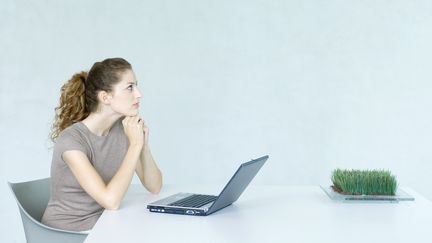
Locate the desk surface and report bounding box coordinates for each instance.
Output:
[85,185,432,243]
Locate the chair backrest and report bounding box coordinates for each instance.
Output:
[8,178,88,243]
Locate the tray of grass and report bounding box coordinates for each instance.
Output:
[321,169,414,202]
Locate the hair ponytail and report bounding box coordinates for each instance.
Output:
[51,71,89,141]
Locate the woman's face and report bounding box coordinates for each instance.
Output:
[109,69,142,117]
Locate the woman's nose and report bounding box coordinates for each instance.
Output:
[135,87,142,98]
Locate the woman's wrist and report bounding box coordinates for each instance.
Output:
[144,143,150,151]
[128,143,143,152]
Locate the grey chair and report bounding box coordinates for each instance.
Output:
[8,178,88,243]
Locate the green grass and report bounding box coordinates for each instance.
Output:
[331,169,398,196]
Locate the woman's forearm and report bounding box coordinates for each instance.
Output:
[105,145,142,209]
[137,145,163,193]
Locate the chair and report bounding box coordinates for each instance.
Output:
[8,178,88,243]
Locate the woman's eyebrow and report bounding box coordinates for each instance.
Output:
[126,81,137,85]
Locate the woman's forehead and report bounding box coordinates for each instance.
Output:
[117,70,137,85]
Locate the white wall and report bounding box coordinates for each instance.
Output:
[1,0,432,242]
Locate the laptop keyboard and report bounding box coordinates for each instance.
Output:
[169,194,217,208]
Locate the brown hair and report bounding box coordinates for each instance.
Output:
[51,58,132,141]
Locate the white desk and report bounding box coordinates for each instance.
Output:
[85,185,432,243]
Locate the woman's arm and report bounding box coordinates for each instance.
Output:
[63,116,145,210]
[136,145,163,194]
[63,145,141,210]
[135,121,163,193]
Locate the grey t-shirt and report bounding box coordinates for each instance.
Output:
[41,119,128,231]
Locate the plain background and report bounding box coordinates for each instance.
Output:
[1,0,432,242]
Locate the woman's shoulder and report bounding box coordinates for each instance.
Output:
[55,122,88,144]
[53,122,93,155]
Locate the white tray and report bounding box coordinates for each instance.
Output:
[320,185,415,203]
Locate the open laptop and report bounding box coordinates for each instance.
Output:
[147,155,269,216]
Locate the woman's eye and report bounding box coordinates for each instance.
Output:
[127,85,133,91]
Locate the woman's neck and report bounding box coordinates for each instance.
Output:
[81,113,123,136]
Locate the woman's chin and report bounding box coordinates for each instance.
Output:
[127,110,139,116]
[117,109,139,117]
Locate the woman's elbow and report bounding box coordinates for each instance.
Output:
[144,175,163,194]
[150,187,161,194]
[104,203,120,210]
[147,181,163,194]
[102,196,121,210]
[146,184,162,194]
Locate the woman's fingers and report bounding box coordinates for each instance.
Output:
[122,116,148,145]
[130,116,139,125]
[138,118,144,129]
[122,116,145,145]
[122,116,130,127]
[124,116,141,125]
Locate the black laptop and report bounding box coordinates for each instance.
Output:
[147,155,269,216]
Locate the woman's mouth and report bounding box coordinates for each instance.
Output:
[133,103,140,108]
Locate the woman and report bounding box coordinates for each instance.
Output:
[41,57,162,232]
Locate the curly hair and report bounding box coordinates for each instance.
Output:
[51,58,132,141]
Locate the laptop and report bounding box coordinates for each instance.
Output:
[147,155,269,216]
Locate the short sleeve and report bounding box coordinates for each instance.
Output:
[54,128,90,162]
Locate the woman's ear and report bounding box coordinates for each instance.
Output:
[98,90,112,105]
